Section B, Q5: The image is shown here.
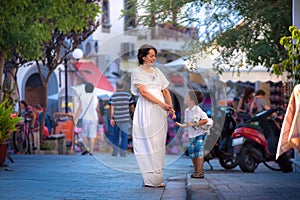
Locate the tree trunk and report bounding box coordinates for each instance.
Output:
[0,55,5,103]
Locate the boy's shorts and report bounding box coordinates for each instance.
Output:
[188,134,207,159]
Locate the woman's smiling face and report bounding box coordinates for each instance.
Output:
[143,49,156,65]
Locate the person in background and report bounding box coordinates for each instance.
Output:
[175,90,210,179]
[250,89,270,115]
[33,104,52,138]
[231,96,240,122]
[79,82,100,156]
[20,100,36,129]
[131,44,175,188]
[236,87,255,122]
[110,81,135,157]
[232,97,240,111]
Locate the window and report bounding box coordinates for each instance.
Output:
[124,0,136,30]
[102,0,111,33]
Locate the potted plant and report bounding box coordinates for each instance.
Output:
[0,100,21,164]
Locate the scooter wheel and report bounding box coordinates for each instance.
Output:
[238,145,258,173]
[219,153,238,169]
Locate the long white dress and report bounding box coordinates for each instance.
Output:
[131,67,169,186]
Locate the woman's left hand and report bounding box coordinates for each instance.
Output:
[169,110,176,119]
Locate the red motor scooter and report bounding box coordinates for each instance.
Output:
[231,108,293,173]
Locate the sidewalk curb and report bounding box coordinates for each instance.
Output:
[186,174,192,200]
[186,173,225,200]
[162,175,187,200]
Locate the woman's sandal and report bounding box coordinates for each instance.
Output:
[144,183,166,188]
[159,183,166,187]
[191,171,204,179]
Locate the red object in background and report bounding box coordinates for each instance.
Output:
[74,61,114,92]
[43,126,49,139]
[170,75,184,86]
[55,119,74,149]
[10,113,18,118]
[233,127,268,152]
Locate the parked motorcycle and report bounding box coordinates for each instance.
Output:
[232,108,293,173]
[205,106,238,170]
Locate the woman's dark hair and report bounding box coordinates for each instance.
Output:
[137,44,157,65]
[85,82,94,93]
[20,100,28,108]
[242,87,255,106]
[33,103,42,110]
[243,87,255,99]
[188,90,204,104]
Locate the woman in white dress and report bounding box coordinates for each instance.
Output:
[131,44,175,187]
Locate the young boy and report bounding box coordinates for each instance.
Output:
[175,90,209,179]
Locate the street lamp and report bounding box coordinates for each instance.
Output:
[64,48,83,113]
[72,48,84,62]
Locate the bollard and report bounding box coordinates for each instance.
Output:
[33,131,40,153]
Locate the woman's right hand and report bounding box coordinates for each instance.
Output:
[159,102,173,112]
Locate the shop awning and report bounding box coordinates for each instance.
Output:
[219,68,285,83]
[74,61,114,92]
[165,58,288,83]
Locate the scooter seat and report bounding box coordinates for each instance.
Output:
[237,123,263,133]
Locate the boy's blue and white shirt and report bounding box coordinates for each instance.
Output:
[184,105,211,138]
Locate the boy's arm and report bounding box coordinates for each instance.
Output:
[175,121,193,128]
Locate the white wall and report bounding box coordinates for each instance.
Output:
[293,0,300,28]
[92,0,137,72]
[110,1,125,35]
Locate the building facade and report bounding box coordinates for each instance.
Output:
[16,0,196,115]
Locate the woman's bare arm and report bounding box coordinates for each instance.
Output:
[162,88,173,107]
[136,84,172,111]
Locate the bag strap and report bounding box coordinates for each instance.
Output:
[81,96,94,118]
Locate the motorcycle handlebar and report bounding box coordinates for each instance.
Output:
[249,108,278,122]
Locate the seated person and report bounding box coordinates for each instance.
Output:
[20,100,36,127]
[33,104,51,138]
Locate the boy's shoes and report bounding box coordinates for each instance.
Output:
[191,171,204,179]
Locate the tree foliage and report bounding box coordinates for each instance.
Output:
[203,0,292,74]
[0,0,101,102]
[0,0,101,143]
[121,0,292,75]
[273,26,300,85]
[122,0,195,29]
